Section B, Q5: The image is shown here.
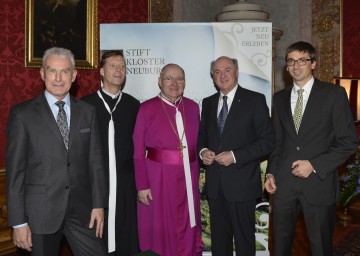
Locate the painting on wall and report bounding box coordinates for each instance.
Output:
[25,0,98,69]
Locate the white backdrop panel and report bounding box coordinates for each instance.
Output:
[100,23,272,110]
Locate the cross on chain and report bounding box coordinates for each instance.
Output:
[177,141,187,158]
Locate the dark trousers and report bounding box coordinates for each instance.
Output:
[31,202,106,256]
[273,191,336,256]
[208,193,256,256]
[103,203,140,255]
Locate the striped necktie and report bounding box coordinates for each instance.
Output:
[56,101,69,150]
[217,95,228,136]
[293,89,304,134]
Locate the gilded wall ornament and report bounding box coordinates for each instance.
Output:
[149,0,173,22]
[317,14,334,32]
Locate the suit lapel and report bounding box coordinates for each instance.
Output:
[220,86,242,136]
[278,86,298,138]
[68,96,80,150]
[282,81,323,137]
[298,81,322,135]
[210,92,221,139]
[35,94,65,147]
[225,86,242,124]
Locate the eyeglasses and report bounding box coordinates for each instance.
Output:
[162,76,185,83]
[286,58,312,66]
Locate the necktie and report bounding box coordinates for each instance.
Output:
[56,101,69,150]
[217,95,228,135]
[293,89,304,134]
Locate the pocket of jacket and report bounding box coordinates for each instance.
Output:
[80,128,91,133]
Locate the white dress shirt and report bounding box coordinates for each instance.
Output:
[291,77,314,116]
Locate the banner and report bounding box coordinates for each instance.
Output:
[100,22,272,256]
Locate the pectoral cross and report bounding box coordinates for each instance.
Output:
[177,142,187,157]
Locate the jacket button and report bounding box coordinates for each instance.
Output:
[296,147,300,150]
[67,163,70,167]
[65,186,70,189]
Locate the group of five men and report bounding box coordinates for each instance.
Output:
[6,41,358,256]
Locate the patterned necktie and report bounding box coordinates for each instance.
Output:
[293,89,304,134]
[56,101,69,150]
[217,95,228,135]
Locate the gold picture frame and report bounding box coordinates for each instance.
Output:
[25,0,98,69]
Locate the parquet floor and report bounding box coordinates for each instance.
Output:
[289,206,360,256]
[7,206,360,256]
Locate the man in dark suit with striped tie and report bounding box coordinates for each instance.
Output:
[197,56,275,256]
[265,41,358,256]
[6,47,107,255]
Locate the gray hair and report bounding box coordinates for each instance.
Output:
[42,47,76,69]
[159,63,185,79]
[210,57,238,74]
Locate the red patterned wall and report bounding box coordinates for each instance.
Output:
[0,0,148,168]
[343,0,360,77]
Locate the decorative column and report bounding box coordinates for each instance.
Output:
[216,0,269,22]
[148,0,173,22]
[272,28,284,92]
[312,0,341,82]
[215,0,283,92]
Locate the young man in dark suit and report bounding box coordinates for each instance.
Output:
[82,50,140,255]
[197,56,275,256]
[6,47,107,255]
[265,41,358,256]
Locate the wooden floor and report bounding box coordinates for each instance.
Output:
[6,205,360,256]
[289,205,360,256]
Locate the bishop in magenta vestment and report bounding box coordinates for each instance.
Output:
[133,95,202,256]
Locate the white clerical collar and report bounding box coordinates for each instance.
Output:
[101,81,122,99]
[159,93,182,107]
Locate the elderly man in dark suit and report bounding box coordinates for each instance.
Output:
[264,41,358,256]
[6,47,107,256]
[197,56,275,256]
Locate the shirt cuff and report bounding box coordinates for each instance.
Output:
[13,223,28,229]
[230,151,236,163]
[265,173,274,179]
[199,148,208,159]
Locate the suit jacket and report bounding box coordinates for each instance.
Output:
[197,85,275,202]
[6,93,107,234]
[267,79,358,205]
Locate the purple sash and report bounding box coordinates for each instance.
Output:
[147,147,196,165]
